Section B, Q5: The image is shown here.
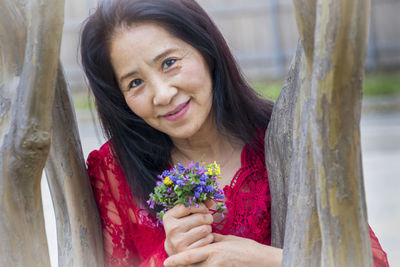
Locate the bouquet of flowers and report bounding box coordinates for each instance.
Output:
[147,161,225,221]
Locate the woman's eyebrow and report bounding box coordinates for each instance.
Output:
[120,70,138,83]
[152,48,180,64]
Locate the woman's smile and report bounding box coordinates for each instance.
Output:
[162,99,191,121]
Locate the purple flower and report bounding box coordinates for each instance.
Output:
[178,163,186,174]
[162,170,170,177]
[147,199,155,209]
[176,179,184,188]
[196,166,206,175]
[170,176,178,183]
[213,193,224,199]
[199,174,207,185]
[205,185,214,193]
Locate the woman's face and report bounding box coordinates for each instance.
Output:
[110,23,213,140]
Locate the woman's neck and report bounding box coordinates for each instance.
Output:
[170,126,242,167]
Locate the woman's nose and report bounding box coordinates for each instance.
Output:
[152,81,178,106]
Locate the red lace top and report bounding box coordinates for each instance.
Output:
[86,140,389,267]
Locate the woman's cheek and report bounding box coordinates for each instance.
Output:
[126,95,149,118]
[180,63,210,89]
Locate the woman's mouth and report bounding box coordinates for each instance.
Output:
[163,99,191,121]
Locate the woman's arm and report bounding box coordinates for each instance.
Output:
[369,226,389,267]
[87,147,141,267]
[88,144,186,267]
[164,228,389,267]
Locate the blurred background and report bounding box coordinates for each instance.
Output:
[41,0,400,266]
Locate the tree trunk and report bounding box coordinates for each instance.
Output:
[0,0,64,266]
[266,0,372,266]
[45,66,104,267]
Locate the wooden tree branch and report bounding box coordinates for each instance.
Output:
[291,0,316,68]
[266,40,322,266]
[266,0,372,266]
[45,66,104,267]
[310,0,371,265]
[0,0,64,266]
[0,0,26,144]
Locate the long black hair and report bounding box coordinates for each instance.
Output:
[80,0,273,209]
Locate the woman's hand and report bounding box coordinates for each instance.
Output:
[163,233,282,267]
[163,202,214,256]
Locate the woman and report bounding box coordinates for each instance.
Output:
[81,0,388,266]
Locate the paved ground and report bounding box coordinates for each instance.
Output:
[361,111,400,266]
[42,104,400,266]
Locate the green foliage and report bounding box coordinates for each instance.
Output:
[363,71,400,96]
[251,71,400,101]
[72,91,95,110]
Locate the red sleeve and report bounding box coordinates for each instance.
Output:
[369,226,390,267]
[138,242,168,267]
[87,143,141,267]
[87,142,168,267]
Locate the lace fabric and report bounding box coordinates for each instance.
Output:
[87,140,389,267]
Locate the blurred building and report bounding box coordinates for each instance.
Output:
[62,0,400,92]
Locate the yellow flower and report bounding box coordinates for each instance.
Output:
[163,176,172,185]
[214,164,221,176]
[205,162,221,176]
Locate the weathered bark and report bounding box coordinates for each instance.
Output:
[266,0,372,266]
[0,0,64,266]
[45,66,104,267]
[0,0,26,145]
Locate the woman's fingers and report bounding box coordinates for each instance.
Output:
[163,203,214,255]
[212,233,237,242]
[178,213,213,232]
[164,215,213,253]
[164,247,209,267]
[164,203,209,220]
[164,211,213,233]
[187,233,214,250]
[183,224,213,249]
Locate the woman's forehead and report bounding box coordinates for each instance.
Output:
[109,23,194,79]
[110,23,187,57]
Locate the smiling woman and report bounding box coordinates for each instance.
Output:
[80,0,388,266]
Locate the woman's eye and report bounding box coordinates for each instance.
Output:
[129,78,143,89]
[162,58,176,70]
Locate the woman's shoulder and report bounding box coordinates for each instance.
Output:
[86,140,122,181]
[244,128,266,159]
[87,141,112,163]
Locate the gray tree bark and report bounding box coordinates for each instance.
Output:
[45,66,104,267]
[266,0,373,266]
[0,0,64,266]
[0,0,104,266]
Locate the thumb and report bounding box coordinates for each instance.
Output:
[204,199,215,209]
